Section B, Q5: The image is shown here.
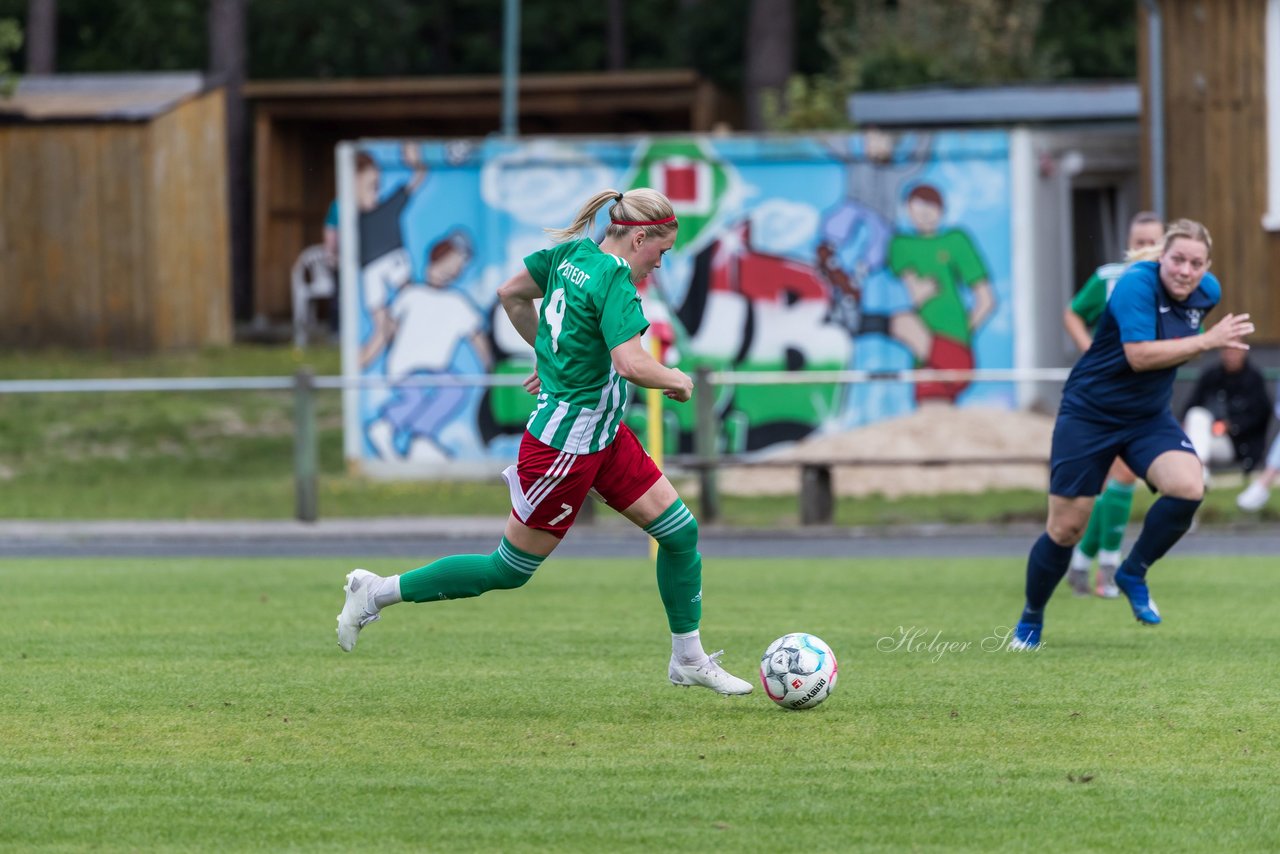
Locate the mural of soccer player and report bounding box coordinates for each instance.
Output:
[364,231,490,461]
[674,218,852,450]
[886,183,996,405]
[627,139,855,451]
[358,144,429,370]
[816,129,931,335]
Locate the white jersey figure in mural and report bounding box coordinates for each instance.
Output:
[364,231,490,461]
[357,144,429,371]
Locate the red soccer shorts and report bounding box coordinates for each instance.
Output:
[501,424,662,538]
[915,334,974,404]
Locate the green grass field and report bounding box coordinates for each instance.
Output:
[3,555,1276,852]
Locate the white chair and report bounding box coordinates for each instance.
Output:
[291,244,337,347]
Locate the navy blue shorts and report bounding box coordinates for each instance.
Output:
[1049,409,1196,498]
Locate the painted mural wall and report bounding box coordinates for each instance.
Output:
[338,131,1015,473]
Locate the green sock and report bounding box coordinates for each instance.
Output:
[1098,480,1136,553]
[398,536,545,603]
[1078,502,1103,559]
[645,499,702,634]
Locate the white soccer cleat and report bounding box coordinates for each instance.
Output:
[668,650,754,695]
[1066,548,1092,596]
[1066,566,1091,597]
[336,568,382,652]
[1237,481,1271,512]
[1095,551,1122,598]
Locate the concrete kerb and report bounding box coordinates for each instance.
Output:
[0,517,1269,545]
[0,517,1047,543]
[0,517,506,542]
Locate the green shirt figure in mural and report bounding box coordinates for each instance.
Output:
[521,237,651,454]
[887,228,991,348]
[884,183,995,405]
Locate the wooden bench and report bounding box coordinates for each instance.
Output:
[665,454,1050,525]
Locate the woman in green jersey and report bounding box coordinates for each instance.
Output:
[336,188,754,696]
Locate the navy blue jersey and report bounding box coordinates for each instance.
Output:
[1061,260,1220,425]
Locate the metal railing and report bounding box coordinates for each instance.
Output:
[0,365,1253,522]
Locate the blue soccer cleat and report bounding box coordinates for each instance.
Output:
[1114,569,1162,625]
[1008,621,1042,650]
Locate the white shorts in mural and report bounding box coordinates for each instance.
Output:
[361,248,412,312]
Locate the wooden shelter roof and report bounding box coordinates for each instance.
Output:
[243,69,718,126]
[0,72,207,123]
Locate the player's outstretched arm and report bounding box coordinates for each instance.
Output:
[610,334,693,402]
[967,280,996,331]
[497,270,542,349]
[402,143,428,192]
[358,308,395,370]
[1063,306,1092,353]
[1124,312,1255,372]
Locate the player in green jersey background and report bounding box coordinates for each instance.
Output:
[1062,211,1164,598]
[337,188,754,696]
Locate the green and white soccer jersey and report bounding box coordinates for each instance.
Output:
[1070,261,1130,330]
[522,238,650,454]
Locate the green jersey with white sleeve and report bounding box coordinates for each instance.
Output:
[1069,261,1130,330]
[521,238,650,454]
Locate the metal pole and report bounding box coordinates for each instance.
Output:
[501,0,521,136]
[648,336,664,560]
[293,367,318,523]
[694,366,720,523]
[1142,0,1166,218]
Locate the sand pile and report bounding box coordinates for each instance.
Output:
[712,405,1055,498]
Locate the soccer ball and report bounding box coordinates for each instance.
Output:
[760,633,838,710]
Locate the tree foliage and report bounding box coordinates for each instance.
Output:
[829,0,1063,91]
[0,0,1136,125]
[1038,0,1137,80]
[0,0,759,85]
[0,16,19,96]
[769,0,1136,130]
[763,70,855,131]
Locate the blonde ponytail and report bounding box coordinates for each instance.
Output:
[545,188,678,243]
[1125,245,1162,263]
[544,190,623,243]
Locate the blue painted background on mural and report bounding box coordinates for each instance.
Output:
[342,131,1013,468]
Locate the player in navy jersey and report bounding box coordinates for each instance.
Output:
[1010,219,1255,649]
[1062,212,1163,598]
